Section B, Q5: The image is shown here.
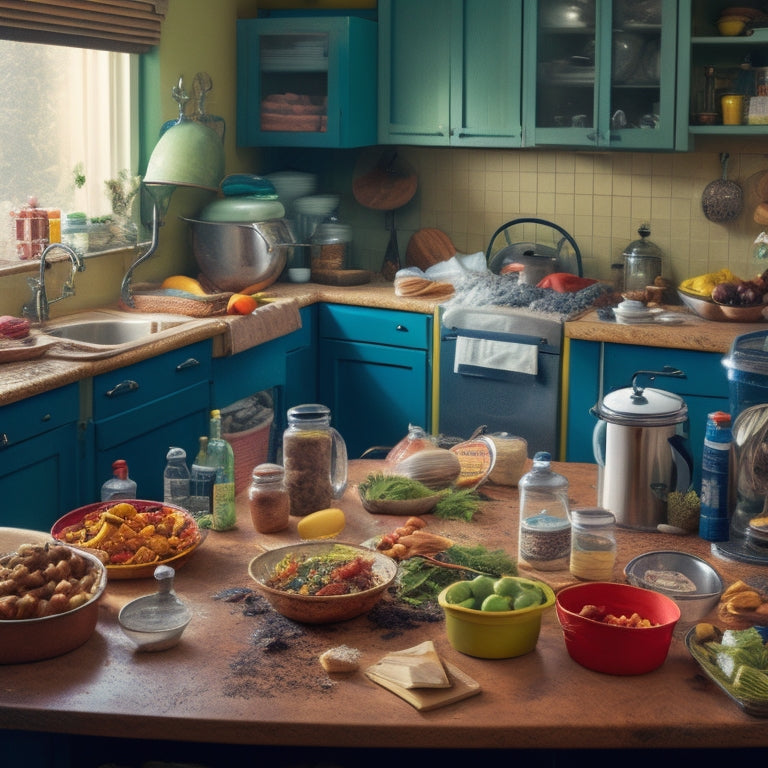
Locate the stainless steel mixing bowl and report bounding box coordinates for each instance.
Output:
[182,217,297,293]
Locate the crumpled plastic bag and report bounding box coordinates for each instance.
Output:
[395,251,489,285]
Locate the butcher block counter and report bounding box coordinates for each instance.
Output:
[3,461,768,766]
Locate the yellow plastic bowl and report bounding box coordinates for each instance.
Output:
[717,17,747,36]
[437,577,555,659]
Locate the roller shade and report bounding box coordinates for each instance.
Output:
[0,0,167,52]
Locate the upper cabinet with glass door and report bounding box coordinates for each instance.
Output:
[236,16,377,148]
[378,0,523,147]
[524,0,679,149]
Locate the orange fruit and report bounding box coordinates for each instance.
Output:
[226,293,259,315]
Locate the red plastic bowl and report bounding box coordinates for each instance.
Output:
[555,581,680,675]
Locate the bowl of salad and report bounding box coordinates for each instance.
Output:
[248,541,398,623]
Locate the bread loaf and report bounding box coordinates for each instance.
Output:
[319,645,361,673]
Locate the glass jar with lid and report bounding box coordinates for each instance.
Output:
[249,463,290,533]
[569,507,616,581]
[622,223,663,293]
[310,218,352,278]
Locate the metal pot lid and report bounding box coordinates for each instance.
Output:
[198,196,285,223]
[595,386,688,426]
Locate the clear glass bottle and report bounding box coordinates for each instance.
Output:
[249,463,290,533]
[283,404,347,517]
[518,451,570,571]
[206,410,236,531]
[163,446,191,510]
[101,459,137,501]
[569,508,616,581]
[188,436,216,525]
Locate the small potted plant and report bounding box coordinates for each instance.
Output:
[104,169,142,247]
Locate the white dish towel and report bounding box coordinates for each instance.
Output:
[454,336,538,376]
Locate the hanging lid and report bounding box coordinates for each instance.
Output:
[595,386,688,426]
[622,223,663,262]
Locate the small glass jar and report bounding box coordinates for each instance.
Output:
[569,508,616,581]
[62,212,89,255]
[310,220,352,277]
[248,463,290,533]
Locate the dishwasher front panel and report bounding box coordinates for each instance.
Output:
[438,327,561,456]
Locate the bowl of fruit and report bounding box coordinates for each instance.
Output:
[438,574,555,659]
[679,272,768,323]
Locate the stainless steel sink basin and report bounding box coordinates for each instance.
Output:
[41,310,220,360]
[46,319,161,345]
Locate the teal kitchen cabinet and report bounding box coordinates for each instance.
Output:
[524,0,680,149]
[565,339,729,491]
[237,16,377,148]
[378,0,523,146]
[318,304,433,459]
[84,340,213,502]
[0,384,80,529]
[681,0,768,141]
[211,306,317,427]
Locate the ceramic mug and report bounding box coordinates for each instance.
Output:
[721,94,744,125]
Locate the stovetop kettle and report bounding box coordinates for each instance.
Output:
[591,368,692,531]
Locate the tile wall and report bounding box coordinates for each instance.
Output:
[343,138,768,286]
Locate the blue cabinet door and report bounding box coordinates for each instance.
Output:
[237,16,377,148]
[379,0,523,146]
[318,337,431,459]
[0,384,81,528]
[524,0,679,149]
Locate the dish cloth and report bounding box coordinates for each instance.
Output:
[454,336,538,376]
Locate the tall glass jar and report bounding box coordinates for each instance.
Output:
[283,404,348,517]
[518,451,570,571]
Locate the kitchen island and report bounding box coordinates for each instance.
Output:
[2,460,768,767]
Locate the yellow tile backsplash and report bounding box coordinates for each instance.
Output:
[363,138,768,289]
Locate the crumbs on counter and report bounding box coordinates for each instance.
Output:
[214,588,444,699]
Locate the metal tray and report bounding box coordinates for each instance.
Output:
[685,624,768,717]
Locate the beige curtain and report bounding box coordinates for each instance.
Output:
[0,0,167,53]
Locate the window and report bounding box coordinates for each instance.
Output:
[0,40,138,263]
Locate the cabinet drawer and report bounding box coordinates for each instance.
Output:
[319,304,432,350]
[0,384,79,446]
[603,344,728,400]
[92,340,212,421]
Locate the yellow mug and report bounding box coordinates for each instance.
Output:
[721,94,744,125]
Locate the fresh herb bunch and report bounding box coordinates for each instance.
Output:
[358,472,483,521]
[397,544,517,606]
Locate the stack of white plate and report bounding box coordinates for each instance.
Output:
[293,194,340,242]
[263,171,318,214]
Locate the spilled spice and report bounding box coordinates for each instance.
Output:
[213,587,443,699]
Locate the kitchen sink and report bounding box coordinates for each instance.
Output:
[46,318,164,345]
[42,310,221,360]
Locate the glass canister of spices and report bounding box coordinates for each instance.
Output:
[283,404,348,517]
[518,451,570,571]
[310,219,352,280]
[569,508,616,581]
[249,463,290,533]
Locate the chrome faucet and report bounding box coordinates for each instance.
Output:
[23,243,86,324]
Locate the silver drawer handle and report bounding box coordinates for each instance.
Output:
[176,357,200,371]
[0,433,8,448]
[395,324,408,332]
[105,380,139,398]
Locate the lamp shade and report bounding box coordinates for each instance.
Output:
[144,119,225,191]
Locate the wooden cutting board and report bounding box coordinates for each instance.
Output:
[406,228,456,271]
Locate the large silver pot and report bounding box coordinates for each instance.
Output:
[592,370,692,531]
[182,217,297,293]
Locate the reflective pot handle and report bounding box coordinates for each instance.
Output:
[668,433,693,493]
[330,427,348,498]
[592,419,606,468]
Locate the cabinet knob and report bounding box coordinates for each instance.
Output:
[176,357,200,371]
[105,380,139,398]
[395,324,408,332]
[0,433,8,449]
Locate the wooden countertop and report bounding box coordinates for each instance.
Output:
[3,460,768,753]
[566,308,765,354]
